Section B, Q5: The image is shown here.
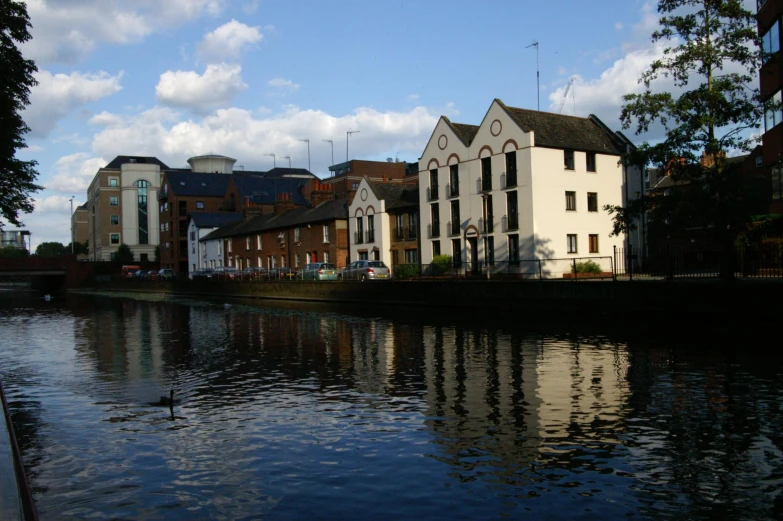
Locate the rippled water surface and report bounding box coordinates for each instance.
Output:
[1,291,782,520]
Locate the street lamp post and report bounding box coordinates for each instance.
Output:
[299,139,311,172]
[69,196,75,254]
[264,153,276,168]
[346,130,360,161]
[322,140,334,171]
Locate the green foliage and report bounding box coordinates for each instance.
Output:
[35,241,66,257]
[154,245,160,262]
[0,1,41,229]
[608,0,763,244]
[115,243,134,264]
[65,241,89,255]
[430,254,453,275]
[0,245,28,258]
[736,214,783,247]
[572,260,603,274]
[393,264,420,279]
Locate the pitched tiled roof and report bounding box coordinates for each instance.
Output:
[104,156,171,169]
[368,181,419,210]
[201,199,349,240]
[232,175,309,206]
[166,172,232,197]
[189,212,243,229]
[496,99,622,155]
[443,117,479,147]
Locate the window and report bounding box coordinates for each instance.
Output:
[564,150,575,170]
[589,234,599,253]
[484,195,494,233]
[359,251,369,260]
[196,201,204,209]
[404,249,418,264]
[356,216,364,244]
[587,192,598,212]
[409,212,418,239]
[508,235,519,264]
[450,200,460,235]
[110,196,119,206]
[246,237,251,250]
[451,239,461,266]
[294,227,300,243]
[110,252,117,261]
[306,252,312,264]
[586,152,596,172]
[110,215,119,225]
[487,236,495,265]
[431,203,440,238]
[190,231,196,241]
[505,151,517,188]
[257,234,262,250]
[762,19,780,63]
[323,251,330,263]
[352,182,359,190]
[429,169,439,200]
[766,90,783,131]
[395,214,404,240]
[140,253,148,262]
[481,157,492,191]
[228,240,232,253]
[367,214,375,242]
[323,225,330,243]
[109,178,118,187]
[432,240,441,257]
[566,191,577,211]
[567,234,578,254]
[506,192,518,230]
[449,164,459,197]
[281,255,286,268]
[110,233,120,244]
[134,180,150,245]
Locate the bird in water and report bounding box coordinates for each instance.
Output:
[43,294,52,302]
[152,389,175,407]
[224,303,231,309]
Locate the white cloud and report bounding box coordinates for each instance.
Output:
[156,64,248,112]
[243,0,261,14]
[24,70,123,138]
[615,22,624,30]
[23,0,227,64]
[89,104,440,176]
[45,153,106,194]
[32,194,82,214]
[408,94,420,101]
[268,78,300,91]
[20,145,44,153]
[198,20,263,62]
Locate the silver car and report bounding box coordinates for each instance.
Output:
[339,260,391,281]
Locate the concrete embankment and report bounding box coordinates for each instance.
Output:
[77,278,781,320]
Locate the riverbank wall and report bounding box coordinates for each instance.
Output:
[77,278,781,320]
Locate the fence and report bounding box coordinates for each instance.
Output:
[614,245,783,279]
[392,256,614,281]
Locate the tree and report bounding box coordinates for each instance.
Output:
[115,243,135,264]
[65,241,89,255]
[604,0,763,273]
[0,245,28,258]
[0,1,41,229]
[35,241,66,257]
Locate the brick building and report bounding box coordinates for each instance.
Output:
[323,159,413,201]
[759,0,783,213]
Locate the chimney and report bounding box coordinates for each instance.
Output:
[274,192,297,215]
[309,180,334,207]
[243,201,263,221]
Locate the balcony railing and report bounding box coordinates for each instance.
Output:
[394,227,404,241]
[448,220,460,237]
[446,182,459,198]
[477,176,492,193]
[407,226,418,240]
[428,223,440,239]
[501,170,517,189]
[354,231,364,244]
[427,186,439,201]
[502,214,519,232]
[478,217,494,234]
[366,230,375,243]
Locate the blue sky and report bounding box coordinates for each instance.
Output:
[10,0,726,245]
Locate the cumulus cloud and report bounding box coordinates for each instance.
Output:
[268,78,300,91]
[156,64,248,112]
[89,104,440,176]
[24,70,123,138]
[198,20,263,62]
[23,0,227,64]
[45,153,107,194]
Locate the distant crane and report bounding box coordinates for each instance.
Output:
[558,77,575,114]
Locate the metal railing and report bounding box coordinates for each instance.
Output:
[354,231,363,244]
[447,220,460,237]
[446,182,459,198]
[477,176,492,193]
[390,257,614,280]
[428,223,440,239]
[366,230,375,243]
[427,186,438,201]
[502,214,519,232]
[501,170,517,189]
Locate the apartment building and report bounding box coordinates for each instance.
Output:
[186,211,243,274]
[323,159,412,201]
[759,0,783,213]
[418,99,639,277]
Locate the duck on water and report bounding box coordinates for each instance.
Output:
[151,389,177,407]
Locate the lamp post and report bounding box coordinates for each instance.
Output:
[282,155,291,169]
[299,138,310,172]
[346,130,360,161]
[323,140,334,171]
[264,153,276,168]
[526,40,540,111]
[69,196,74,254]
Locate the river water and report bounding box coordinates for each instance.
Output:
[0,290,782,520]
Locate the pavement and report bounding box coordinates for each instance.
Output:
[0,385,24,521]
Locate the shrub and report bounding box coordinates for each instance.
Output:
[572,260,603,274]
[430,254,453,276]
[394,264,420,279]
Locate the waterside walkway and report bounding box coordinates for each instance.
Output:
[0,379,35,521]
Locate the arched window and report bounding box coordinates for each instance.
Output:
[134,180,150,245]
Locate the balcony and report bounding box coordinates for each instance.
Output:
[477,176,492,193]
[394,227,404,241]
[446,182,459,199]
[366,230,375,243]
[427,186,439,201]
[447,220,460,237]
[501,170,517,189]
[478,217,494,234]
[354,231,364,244]
[407,226,418,240]
[428,223,440,239]
[502,214,519,232]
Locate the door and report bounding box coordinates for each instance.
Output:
[468,237,479,275]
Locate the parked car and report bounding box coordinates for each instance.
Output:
[158,269,175,281]
[147,270,158,281]
[300,262,338,281]
[268,267,297,280]
[192,269,214,280]
[339,260,391,281]
[213,267,239,280]
[121,265,141,279]
[242,267,267,280]
[134,270,150,280]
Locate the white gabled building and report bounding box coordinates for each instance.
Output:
[186,212,242,276]
[418,99,641,277]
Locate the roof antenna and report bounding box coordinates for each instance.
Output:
[526,40,540,111]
